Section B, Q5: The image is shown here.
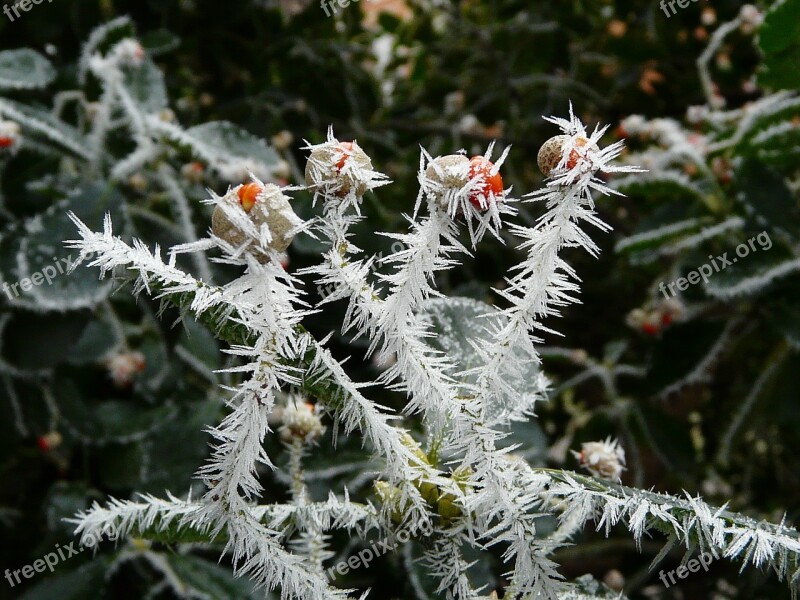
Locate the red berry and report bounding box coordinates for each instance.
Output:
[468,156,504,209]
[661,312,673,327]
[565,137,589,170]
[0,136,13,149]
[641,322,660,336]
[37,432,62,452]
[237,183,262,212]
[335,142,354,172]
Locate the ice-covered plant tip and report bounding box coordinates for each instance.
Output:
[66,107,800,600]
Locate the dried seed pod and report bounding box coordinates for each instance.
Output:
[212,183,299,256]
[425,154,470,191]
[305,141,374,197]
[537,135,598,177]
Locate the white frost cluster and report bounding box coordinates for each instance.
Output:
[63,108,800,600]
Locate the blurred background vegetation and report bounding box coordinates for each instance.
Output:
[1,0,799,598]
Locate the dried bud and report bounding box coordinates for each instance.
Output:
[181,161,205,184]
[106,350,146,388]
[37,431,63,452]
[573,438,626,481]
[0,120,22,153]
[211,182,300,256]
[278,399,325,443]
[128,173,148,193]
[739,4,762,34]
[424,154,470,205]
[603,569,625,592]
[305,139,378,197]
[537,135,599,177]
[271,130,294,151]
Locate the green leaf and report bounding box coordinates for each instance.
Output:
[645,321,728,396]
[612,172,709,205]
[44,482,91,538]
[95,441,149,490]
[165,554,262,599]
[735,159,800,239]
[138,397,220,495]
[186,121,280,167]
[56,379,177,444]
[18,558,110,600]
[17,181,125,311]
[0,99,90,159]
[759,0,800,53]
[177,316,221,374]
[122,57,167,113]
[757,0,800,90]
[139,29,181,56]
[704,245,799,299]
[66,318,123,365]
[633,403,695,474]
[0,310,90,371]
[0,49,56,90]
[498,418,549,465]
[614,198,711,262]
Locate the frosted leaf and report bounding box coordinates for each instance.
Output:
[185,121,281,180]
[122,56,167,113]
[0,98,90,159]
[615,217,707,255]
[0,49,56,90]
[417,296,542,412]
[16,184,125,311]
[705,254,800,299]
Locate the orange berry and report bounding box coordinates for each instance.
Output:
[237,183,262,212]
[565,137,589,170]
[468,156,504,209]
[335,142,354,172]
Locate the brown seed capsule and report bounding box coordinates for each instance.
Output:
[537,135,598,177]
[425,154,470,190]
[212,183,299,256]
[305,141,374,197]
[537,135,570,177]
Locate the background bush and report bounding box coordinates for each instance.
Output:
[1,0,798,598]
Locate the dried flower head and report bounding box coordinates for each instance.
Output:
[106,350,146,388]
[181,161,205,184]
[303,130,389,205]
[573,438,626,481]
[211,181,301,257]
[37,431,63,452]
[537,134,600,178]
[0,120,22,153]
[739,4,763,34]
[417,144,513,245]
[278,398,325,444]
